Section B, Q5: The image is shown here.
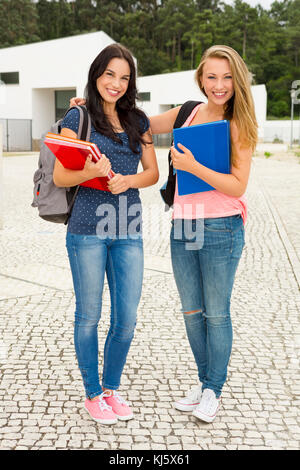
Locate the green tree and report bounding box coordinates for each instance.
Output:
[194,0,221,12]
[215,0,260,60]
[74,0,96,33]
[120,9,167,75]
[37,0,75,40]
[265,0,299,116]
[0,0,40,48]
[183,9,217,69]
[92,1,125,41]
[155,0,196,70]
[286,0,300,68]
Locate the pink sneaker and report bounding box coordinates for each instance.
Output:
[84,392,118,425]
[104,391,134,421]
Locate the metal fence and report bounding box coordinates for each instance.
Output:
[0,119,32,152]
[152,133,173,147]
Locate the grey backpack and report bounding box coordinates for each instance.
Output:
[32,105,91,224]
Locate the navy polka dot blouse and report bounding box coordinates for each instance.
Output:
[61,108,149,237]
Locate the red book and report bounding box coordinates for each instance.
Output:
[44,132,114,191]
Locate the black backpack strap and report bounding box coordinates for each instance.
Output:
[168,101,202,181]
[173,101,201,129]
[160,101,202,210]
[168,101,201,164]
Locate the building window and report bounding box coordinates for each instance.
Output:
[138,92,151,102]
[55,89,76,121]
[0,72,19,84]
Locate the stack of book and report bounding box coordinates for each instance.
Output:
[44,132,115,191]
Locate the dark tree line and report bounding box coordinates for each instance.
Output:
[0,0,299,117]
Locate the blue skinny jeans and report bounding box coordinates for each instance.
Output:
[66,233,143,399]
[170,215,245,398]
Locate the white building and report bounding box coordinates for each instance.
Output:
[0,31,268,150]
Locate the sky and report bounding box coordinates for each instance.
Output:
[222,0,276,9]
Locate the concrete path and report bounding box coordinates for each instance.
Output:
[0,147,299,450]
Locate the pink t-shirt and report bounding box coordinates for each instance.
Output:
[172,104,247,224]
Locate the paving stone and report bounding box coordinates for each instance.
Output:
[0,149,299,450]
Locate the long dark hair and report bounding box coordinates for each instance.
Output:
[85,43,150,153]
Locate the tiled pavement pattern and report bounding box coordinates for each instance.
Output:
[0,147,299,450]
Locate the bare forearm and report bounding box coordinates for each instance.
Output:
[53,167,90,187]
[127,168,159,189]
[149,107,180,135]
[53,152,112,187]
[188,160,246,197]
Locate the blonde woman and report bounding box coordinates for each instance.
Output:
[153,45,257,422]
[70,45,258,423]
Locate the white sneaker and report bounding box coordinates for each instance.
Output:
[192,388,220,423]
[173,386,202,412]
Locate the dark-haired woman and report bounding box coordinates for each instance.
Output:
[53,44,158,425]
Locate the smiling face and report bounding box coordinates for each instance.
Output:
[96,57,131,107]
[200,57,234,107]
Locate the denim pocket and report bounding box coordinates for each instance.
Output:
[204,217,230,232]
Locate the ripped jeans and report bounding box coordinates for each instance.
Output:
[170,215,245,398]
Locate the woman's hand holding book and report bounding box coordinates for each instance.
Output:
[83,154,112,179]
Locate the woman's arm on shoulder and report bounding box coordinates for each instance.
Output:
[70,97,85,107]
[149,106,181,135]
[69,99,180,135]
[60,127,77,139]
[68,98,180,136]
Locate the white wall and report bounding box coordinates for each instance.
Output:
[264,120,300,144]
[137,70,206,117]
[250,84,267,139]
[32,89,56,139]
[0,31,115,139]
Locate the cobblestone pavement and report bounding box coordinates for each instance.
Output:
[0,147,299,450]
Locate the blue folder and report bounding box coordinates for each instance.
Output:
[173,120,231,195]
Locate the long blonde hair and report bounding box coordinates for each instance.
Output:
[195,45,258,166]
